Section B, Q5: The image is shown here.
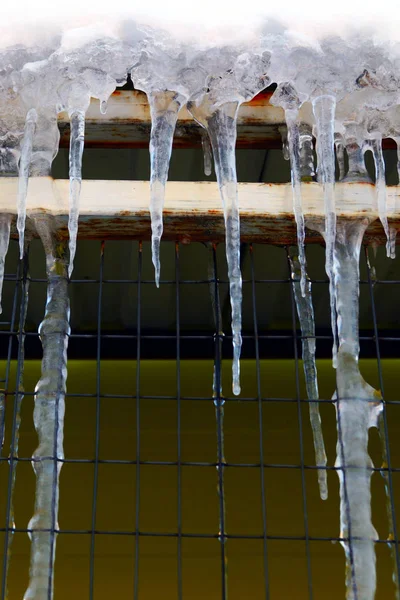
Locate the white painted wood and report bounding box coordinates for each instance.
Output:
[0,177,397,243]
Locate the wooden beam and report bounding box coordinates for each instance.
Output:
[0,177,398,244]
[57,90,398,150]
[58,90,286,149]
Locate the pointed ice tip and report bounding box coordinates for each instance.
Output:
[386,239,396,260]
[233,382,241,396]
[320,489,328,501]
[19,239,24,260]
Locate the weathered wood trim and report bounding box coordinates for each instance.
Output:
[0,178,398,244]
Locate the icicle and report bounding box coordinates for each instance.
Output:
[270,83,309,296]
[188,99,242,395]
[370,137,392,258]
[387,226,397,259]
[312,95,338,367]
[201,131,213,177]
[0,213,11,313]
[387,139,400,256]
[0,213,12,457]
[285,108,307,296]
[148,90,184,287]
[289,247,328,500]
[279,125,290,161]
[332,218,381,600]
[68,110,85,277]
[389,227,397,257]
[343,127,370,183]
[335,133,346,180]
[29,112,60,178]
[299,123,315,181]
[24,216,69,600]
[17,108,37,258]
[366,249,399,597]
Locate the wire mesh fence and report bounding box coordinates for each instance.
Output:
[0,237,399,599]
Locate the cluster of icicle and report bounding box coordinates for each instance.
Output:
[1,20,400,599]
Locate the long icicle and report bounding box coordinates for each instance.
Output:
[333,218,381,600]
[289,247,328,500]
[188,99,242,395]
[388,137,400,257]
[68,109,85,278]
[148,90,184,287]
[370,137,392,258]
[0,213,11,313]
[206,242,223,398]
[312,95,338,367]
[17,108,37,258]
[24,216,70,600]
[366,247,400,598]
[286,108,307,296]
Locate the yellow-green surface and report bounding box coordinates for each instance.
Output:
[1,359,400,599]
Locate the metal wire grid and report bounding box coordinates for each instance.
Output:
[0,239,399,599]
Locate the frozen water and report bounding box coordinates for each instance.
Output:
[188,97,243,394]
[24,217,70,600]
[17,108,37,257]
[187,49,269,394]
[147,91,185,287]
[271,83,307,296]
[370,138,392,258]
[299,123,315,180]
[0,214,11,313]
[131,34,207,284]
[1,12,400,597]
[67,110,85,277]
[289,247,327,500]
[332,219,381,600]
[312,95,338,367]
[1,20,400,392]
[202,131,213,177]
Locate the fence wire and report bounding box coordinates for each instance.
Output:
[0,238,399,599]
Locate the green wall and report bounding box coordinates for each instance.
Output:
[0,358,399,598]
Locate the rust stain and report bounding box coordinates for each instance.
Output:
[117,210,135,217]
[245,90,274,106]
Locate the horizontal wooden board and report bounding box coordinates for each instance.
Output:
[57,90,398,150]
[0,177,399,244]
